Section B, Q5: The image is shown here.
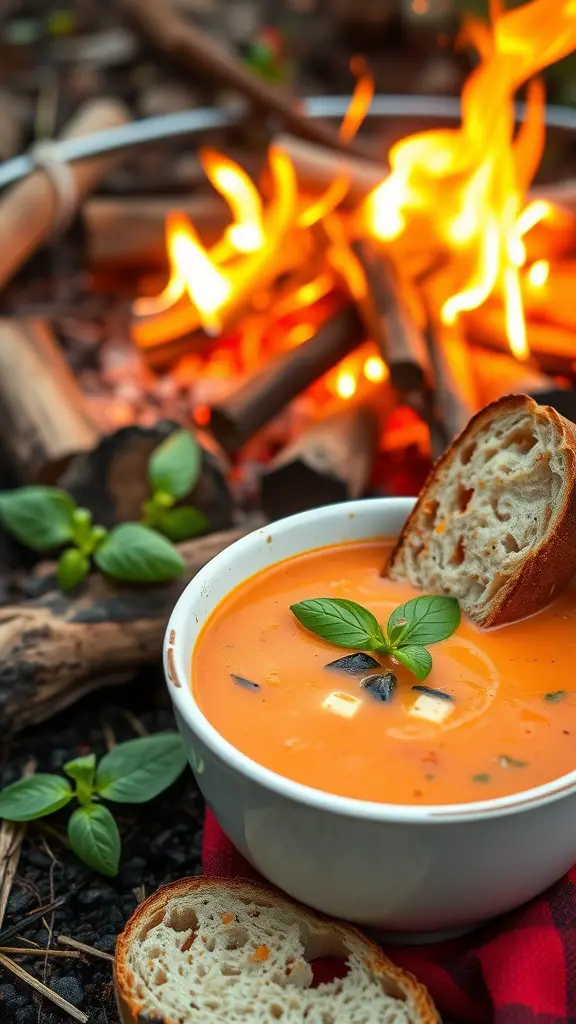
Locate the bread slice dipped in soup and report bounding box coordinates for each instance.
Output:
[193,396,576,806]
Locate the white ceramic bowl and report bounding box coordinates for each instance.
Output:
[164,498,576,938]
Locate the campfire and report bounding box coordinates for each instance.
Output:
[113,0,576,514]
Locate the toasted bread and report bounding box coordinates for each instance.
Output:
[115,876,438,1024]
[385,394,576,627]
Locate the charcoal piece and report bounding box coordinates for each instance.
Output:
[230,674,260,691]
[363,672,397,702]
[411,685,453,701]
[325,653,381,675]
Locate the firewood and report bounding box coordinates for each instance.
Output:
[261,401,383,521]
[351,239,431,391]
[117,0,369,158]
[0,521,263,739]
[209,305,365,454]
[0,319,100,483]
[0,98,130,290]
[423,318,477,450]
[274,134,383,208]
[470,347,556,406]
[465,308,576,375]
[84,194,229,269]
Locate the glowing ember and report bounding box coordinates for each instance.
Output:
[527,259,550,288]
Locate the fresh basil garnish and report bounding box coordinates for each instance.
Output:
[291,598,387,651]
[291,593,459,683]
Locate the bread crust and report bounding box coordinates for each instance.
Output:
[114,875,439,1024]
[385,394,576,627]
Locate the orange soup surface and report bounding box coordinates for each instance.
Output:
[192,540,576,804]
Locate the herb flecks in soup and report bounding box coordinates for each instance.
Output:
[192,540,576,805]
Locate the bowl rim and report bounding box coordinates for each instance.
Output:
[165,497,576,824]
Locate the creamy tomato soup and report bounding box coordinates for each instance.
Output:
[192,540,576,804]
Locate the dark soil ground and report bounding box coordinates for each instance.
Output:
[0,676,203,1024]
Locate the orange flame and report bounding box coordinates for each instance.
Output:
[361,0,576,361]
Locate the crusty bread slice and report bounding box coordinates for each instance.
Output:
[115,876,438,1024]
[385,394,576,627]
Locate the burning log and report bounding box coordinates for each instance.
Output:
[465,308,576,375]
[118,0,368,158]
[0,99,130,290]
[275,134,383,208]
[470,347,556,406]
[0,521,262,739]
[84,195,229,270]
[424,319,477,447]
[209,305,365,454]
[260,400,384,521]
[0,319,100,483]
[351,239,431,391]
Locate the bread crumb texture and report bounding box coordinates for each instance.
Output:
[389,399,567,622]
[115,879,437,1024]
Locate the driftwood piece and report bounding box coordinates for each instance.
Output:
[0,521,262,738]
[118,0,368,157]
[209,305,365,454]
[261,401,382,521]
[0,98,130,291]
[0,319,100,483]
[84,194,229,269]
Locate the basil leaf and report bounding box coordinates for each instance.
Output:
[57,548,90,591]
[0,775,73,821]
[149,429,202,501]
[387,595,460,648]
[94,523,185,583]
[95,732,188,803]
[67,804,121,877]
[291,598,387,651]
[156,506,208,543]
[64,754,96,806]
[0,487,76,550]
[394,645,433,681]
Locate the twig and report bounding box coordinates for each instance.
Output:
[117,0,368,157]
[0,890,79,945]
[120,709,148,737]
[0,952,88,1023]
[39,837,59,990]
[0,759,36,931]
[0,946,81,958]
[57,935,115,963]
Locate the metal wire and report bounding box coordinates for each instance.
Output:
[0,94,574,191]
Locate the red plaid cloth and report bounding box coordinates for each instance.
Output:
[203,809,576,1024]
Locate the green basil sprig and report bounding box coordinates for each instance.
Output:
[291,594,460,681]
[0,428,208,591]
[142,429,208,541]
[0,732,187,877]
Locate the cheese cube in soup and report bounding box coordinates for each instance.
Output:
[322,691,362,719]
[409,693,454,724]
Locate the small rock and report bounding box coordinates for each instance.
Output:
[15,1007,36,1024]
[77,886,117,907]
[119,856,146,886]
[96,934,118,954]
[0,983,27,1009]
[6,886,36,916]
[51,976,84,1007]
[26,850,51,869]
